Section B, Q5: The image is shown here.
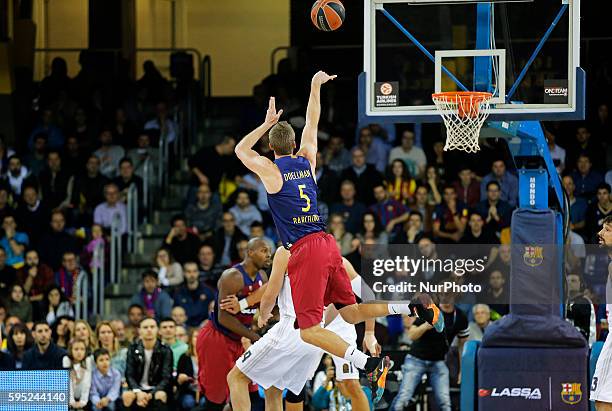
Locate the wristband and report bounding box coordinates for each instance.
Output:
[239,298,249,311]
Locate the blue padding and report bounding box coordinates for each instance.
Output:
[589,341,604,411]
[460,340,480,411]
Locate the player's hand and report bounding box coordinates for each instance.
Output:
[241,336,252,350]
[264,97,283,126]
[363,332,381,357]
[312,71,337,86]
[220,294,241,314]
[258,297,274,328]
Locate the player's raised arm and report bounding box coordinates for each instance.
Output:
[297,71,337,166]
[234,97,282,184]
[258,246,291,327]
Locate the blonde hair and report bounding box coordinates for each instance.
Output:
[268,122,295,155]
[74,320,98,353]
[95,321,120,356]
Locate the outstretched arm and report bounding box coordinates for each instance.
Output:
[258,246,290,327]
[235,97,282,182]
[297,71,337,166]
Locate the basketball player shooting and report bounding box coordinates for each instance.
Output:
[591,215,612,411]
[235,70,444,384]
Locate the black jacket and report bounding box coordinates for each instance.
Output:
[0,351,15,370]
[22,342,67,370]
[126,339,173,393]
[176,353,196,396]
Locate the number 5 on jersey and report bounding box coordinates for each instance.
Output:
[298,184,311,212]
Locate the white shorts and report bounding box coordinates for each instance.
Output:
[591,335,612,403]
[326,315,359,381]
[236,317,323,395]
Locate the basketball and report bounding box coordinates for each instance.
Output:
[311,0,345,31]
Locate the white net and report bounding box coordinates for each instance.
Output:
[432,92,492,153]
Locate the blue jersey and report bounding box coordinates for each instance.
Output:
[267,155,326,248]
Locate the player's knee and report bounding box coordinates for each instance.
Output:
[264,386,283,402]
[227,366,248,387]
[299,325,321,344]
[154,391,167,402]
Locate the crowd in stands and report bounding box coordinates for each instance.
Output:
[0,53,610,411]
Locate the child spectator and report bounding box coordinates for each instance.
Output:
[64,339,92,410]
[90,348,121,411]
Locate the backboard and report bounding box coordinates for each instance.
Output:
[360,0,585,123]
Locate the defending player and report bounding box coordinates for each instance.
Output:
[196,238,271,411]
[591,215,612,411]
[224,246,383,411]
[234,71,444,383]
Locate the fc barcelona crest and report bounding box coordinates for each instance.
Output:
[561,382,582,405]
[523,246,544,267]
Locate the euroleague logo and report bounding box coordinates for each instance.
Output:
[380,82,394,96]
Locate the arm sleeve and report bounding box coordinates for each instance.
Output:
[89,376,100,405]
[107,370,122,402]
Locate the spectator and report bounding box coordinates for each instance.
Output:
[339,147,383,206]
[248,221,275,253]
[480,159,518,207]
[0,186,13,223]
[63,135,88,176]
[113,157,143,207]
[138,60,172,104]
[52,315,74,349]
[388,130,427,178]
[144,101,178,144]
[94,129,125,178]
[356,211,388,245]
[94,183,127,235]
[23,133,48,177]
[189,137,237,193]
[174,262,215,327]
[7,284,32,323]
[95,321,127,378]
[370,184,409,236]
[153,247,184,288]
[422,165,443,205]
[109,319,129,349]
[0,214,28,268]
[0,135,15,175]
[545,129,566,174]
[212,212,247,267]
[65,339,92,410]
[28,108,65,149]
[329,180,367,235]
[22,321,67,370]
[566,273,596,346]
[83,224,106,272]
[432,185,468,244]
[159,317,188,370]
[197,244,224,289]
[328,213,354,256]
[234,239,249,263]
[453,166,481,208]
[90,348,121,411]
[393,211,426,244]
[567,125,605,172]
[19,249,55,304]
[585,183,612,243]
[385,159,417,206]
[0,332,15,370]
[176,329,204,410]
[6,322,34,369]
[487,270,509,317]
[461,212,500,245]
[70,155,110,225]
[44,285,74,326]
[356,126,388,173]
[74,319,98,354]
[39,57,71,107]
[239,172,269,215]
[127,132,159,181]
[563,175,588,233]
[570,154,603,200]
[130,271,173,320]
[430,141,447,181]
[176,326,188,343]
[323,135,351,173]
[125,304,145,343]
[185,184,222,241]
[0,246,17,298]
[314,151,340,205]
[391,300,469,411]
[122,317,173,411]
[112,107,137,148]
[606,170,612,189]
[39,210,78,271]
[162,215,200,265]
[38,150,71,209]
[171,306,188,328]
[474,181,513,236]
[15,185,50,248]
[3,155,33,196]
[467,304,492,342]
[229,190,262,237]
[55,251,84,303]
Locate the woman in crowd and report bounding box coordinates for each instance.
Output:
[45,285,74,326]
[385,159,417,206]
[328,213,354,256]
[52,315,74,349]
[64,339,92,410]
[153,247,184,288]
[74,319,98,355]
[423,165,443,205]
[176,329,205,410]
[357,211,388,245]
[95,321,127,379]
[6,322,34,369]
[7,284,32,323]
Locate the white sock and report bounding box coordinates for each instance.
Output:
[388,303,413,316]
[343,345,368,370]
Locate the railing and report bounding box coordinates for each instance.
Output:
[93,240,105,318]
[109,213,123,285]
[158,129,170,193]
[126,184,139,253]
[142,157,152,224]
[74,270,89,321]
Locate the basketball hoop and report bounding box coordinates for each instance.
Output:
[432,91,493,153]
